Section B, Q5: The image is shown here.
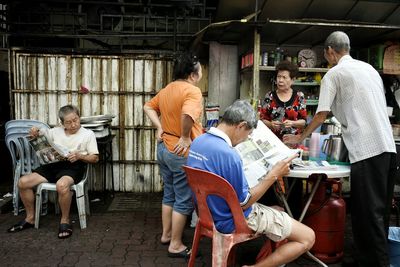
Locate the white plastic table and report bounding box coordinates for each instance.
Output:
[281,165,351,267]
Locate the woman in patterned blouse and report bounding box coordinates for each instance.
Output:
[260,60,307,140]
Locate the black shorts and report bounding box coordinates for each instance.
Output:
[34,161,86,183]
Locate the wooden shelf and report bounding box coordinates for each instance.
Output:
[293,81,320,86]
[305,99,319,106]
[259,66,329,72]
[299,67,329,73]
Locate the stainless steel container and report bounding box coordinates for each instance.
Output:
[322,135,349,162]
[321,122,340,135]
[392,124,400,136]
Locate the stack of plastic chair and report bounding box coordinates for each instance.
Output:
[5,120,50,215]
[183,166,264,267]
[34,164,91,229]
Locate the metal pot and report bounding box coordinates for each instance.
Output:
[321,122,340,135]
[322,135,349,162]
[392,124,400,136]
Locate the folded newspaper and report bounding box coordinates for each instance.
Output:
[291,159,337,170]
[29,131,70,165]
[235,120,301,188]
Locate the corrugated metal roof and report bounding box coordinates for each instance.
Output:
[199,0,400,46]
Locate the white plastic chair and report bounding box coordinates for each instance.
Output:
[34,164,91,229]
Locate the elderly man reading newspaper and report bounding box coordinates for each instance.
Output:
[7,105,99,239]
[187,100,315,267]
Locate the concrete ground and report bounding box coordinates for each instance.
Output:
[0,192,397,267]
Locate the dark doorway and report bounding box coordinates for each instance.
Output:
[0,70,13,193]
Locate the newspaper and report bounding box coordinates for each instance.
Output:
[291,159,337,170]
[29,131,70,165]
[235,120,300,188]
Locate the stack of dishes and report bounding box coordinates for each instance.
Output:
[80,114,115,138]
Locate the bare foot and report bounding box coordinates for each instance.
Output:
[168,245,188,254]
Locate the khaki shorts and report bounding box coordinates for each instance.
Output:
[246,202,292,242]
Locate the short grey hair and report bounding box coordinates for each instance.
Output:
[324,31,351,53]
[221,100,258,129]
[58,104,80,123]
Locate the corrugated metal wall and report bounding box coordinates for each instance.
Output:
[10,50,208,192]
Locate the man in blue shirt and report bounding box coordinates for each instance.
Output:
[188,100,315,266]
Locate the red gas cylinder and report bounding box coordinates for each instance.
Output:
[303,178,346,264]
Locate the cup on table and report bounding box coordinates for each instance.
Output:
[309,132,320,159]
[387,106,393,116]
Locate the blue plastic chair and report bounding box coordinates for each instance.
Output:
[5,120,50,215]
[5,135,29,215]
[5,119,49,131]
[5,120,50,170]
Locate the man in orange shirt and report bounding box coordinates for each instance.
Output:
[143,53,203,259]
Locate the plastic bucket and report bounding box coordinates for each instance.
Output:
[389,227,400,267]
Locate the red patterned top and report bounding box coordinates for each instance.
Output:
[259,90,307,139]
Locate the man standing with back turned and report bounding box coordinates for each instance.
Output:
[284,31,396,267]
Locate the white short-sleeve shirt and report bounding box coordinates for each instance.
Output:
[46,126,99,156]
[316,55,395,163]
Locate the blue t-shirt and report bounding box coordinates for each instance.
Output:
[187,131,252,234]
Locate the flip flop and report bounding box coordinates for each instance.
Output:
[161,240,170,245]
[168,247,192,259]
[7,220,34,233]
[58,223,73,239]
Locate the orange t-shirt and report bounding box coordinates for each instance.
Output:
[145,80,203,154]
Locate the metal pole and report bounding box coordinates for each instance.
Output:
[267,19,400,30]
[251,0,260,109]
[252,29,260,108]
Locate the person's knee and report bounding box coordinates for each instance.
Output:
[18,175,32,189]
[290,222,315,252]
[173,204,193,216]
[56,179,72,194]
[17,177,26,189]
[173,193,193,215]
[302,226,315,251]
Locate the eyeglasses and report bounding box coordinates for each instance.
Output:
[276,75,291,80]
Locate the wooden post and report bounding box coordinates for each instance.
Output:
[252,28,260,110]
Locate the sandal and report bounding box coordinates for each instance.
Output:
[167,247,201,259]
[161,240,170,245]
[58,223,73,239]
[168,247,192,259]
[7,220,34,233]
